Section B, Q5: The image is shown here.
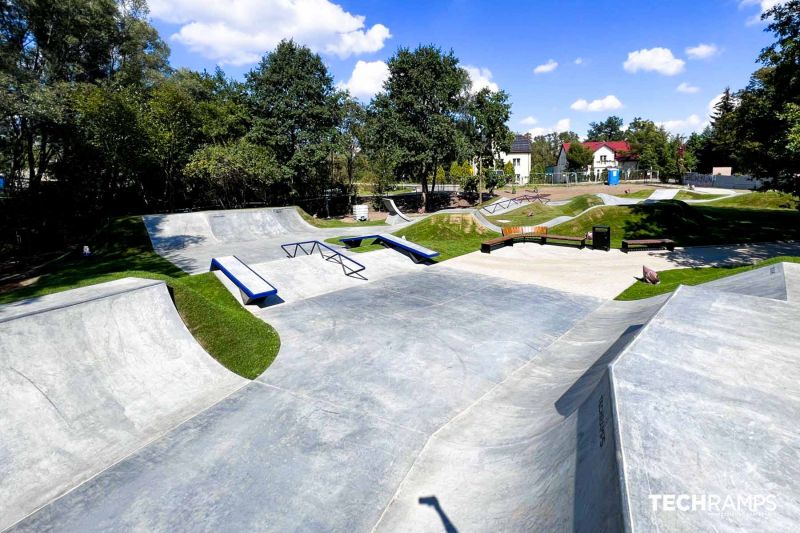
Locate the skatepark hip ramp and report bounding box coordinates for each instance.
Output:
[0,278,245,530]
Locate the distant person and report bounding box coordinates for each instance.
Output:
[82,245,92,257]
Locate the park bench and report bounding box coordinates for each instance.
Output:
[538,234,586,248]
[340,233,439,263]
[210,255,277,304]
[621,238,676,253]
[481,233,544,253]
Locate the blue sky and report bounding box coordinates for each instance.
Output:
[148,0,779,138]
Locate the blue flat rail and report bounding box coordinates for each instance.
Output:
[281,240,367,280]
[339,233,439,263]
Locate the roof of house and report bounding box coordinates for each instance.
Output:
[562,141,636,159]
[509,134,532,153]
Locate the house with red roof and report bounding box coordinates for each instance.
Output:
[555,141,639,179]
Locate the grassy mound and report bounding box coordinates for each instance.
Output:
[674,190,724,201]
[297,206,387,228]
[551,200,800,248]
[617,189,654,199]
[489,194,603,227]
[694,191,798,210]
[329,213,498,262]
[615,256,800,300]
[0,216,279,379]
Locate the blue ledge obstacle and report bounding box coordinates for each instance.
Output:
[339,233,439,262]
[210,256,277,304]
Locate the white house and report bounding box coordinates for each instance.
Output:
[500,134,532,184]
[555,141,638,179]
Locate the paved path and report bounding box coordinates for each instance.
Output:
[445,241,800,299]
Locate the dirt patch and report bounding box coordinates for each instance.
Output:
[496,183,663,202]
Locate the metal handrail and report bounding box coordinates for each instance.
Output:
[280,240,367,280]
[481,194,548,214]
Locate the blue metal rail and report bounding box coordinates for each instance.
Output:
[281,240,367,280]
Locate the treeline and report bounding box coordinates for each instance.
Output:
[0,0,513,255]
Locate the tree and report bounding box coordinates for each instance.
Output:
[566,143,593,171]
[184,139,279,208]
[334,97,367,207]
[586,116,625,141]
[730,0,800,196]
[467,88,514,170]
[246,40,341,200]
[558,131,581,144]
[368,45,471,211]
[706,87,739,169]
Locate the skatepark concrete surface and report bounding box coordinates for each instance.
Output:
[214,247,428,305]
[445,240,800,299]
[4,218,800,531]
[143,206,414,274]
[0,278,246,530]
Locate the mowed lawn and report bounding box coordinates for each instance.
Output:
[0,216,280,379]
[330,213,499,262]
[551,199,800,248]
[616,256,800,300]
[488,194,603,227]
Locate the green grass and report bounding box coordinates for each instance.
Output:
[693,190,798,210]
[488,194,603,227]
[329,213,498,262]
[674,190,724,201]
[324,236,384,253]
[0,216,279,379]
[617,189,654,199]
[297,207,387,228]
[550,201,800,249]
[615,256,800,300]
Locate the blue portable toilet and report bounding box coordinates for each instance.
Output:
[608,168,620,186]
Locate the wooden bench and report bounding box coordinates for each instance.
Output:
[539,234,586,248]
[210,255,278,304]
[621,238,676,253]
[481,232,552,253]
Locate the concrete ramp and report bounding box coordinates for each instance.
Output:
[374,296,667,531]
[383,198,413,225]
[0,279,245,530]
[703,262,791,300]
[612,285,800,531]
[143,206,398,274]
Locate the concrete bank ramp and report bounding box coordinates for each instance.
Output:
[612,284,800,531]
[0,279,245,530]
[374,295,668,532]
[703,261,796,301]
[143,206,407,274]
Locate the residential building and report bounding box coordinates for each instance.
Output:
[500,134,532,184]
[554,141,638,179]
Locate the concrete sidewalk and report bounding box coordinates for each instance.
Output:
[445,241,800,299]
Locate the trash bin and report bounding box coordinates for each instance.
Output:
[592,225,611,251]
[353,204,369,222]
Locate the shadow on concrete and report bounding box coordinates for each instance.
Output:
[555,324,643,417]
[419,496,458,533]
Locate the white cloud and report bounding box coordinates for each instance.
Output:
[533,59,558,74]
[740,0,783,25]
[519,116,538,126]
[623,47,685,76]
[148,0,391,65]
[527,118,571,137]
[657,114,706,134]
[708,93,725,115]
[677,82,700,93]
[570,95,623,112]
[686,43,719,60]
[464,66,499,93]
[338,60,388,99]
[574,57,584,65]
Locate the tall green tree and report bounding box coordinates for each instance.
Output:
[368,45,471,211]
[246,40,341,200]
[731,0,800,196]
[566,143,593,171]
[586,116,625,141]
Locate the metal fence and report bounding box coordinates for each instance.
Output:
[683,173,764,190]
[526,169,659,186]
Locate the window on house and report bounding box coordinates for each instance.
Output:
[600,155,607,163]
[513,158,520,166]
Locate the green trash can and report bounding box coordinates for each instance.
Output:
[592,225,611,251]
